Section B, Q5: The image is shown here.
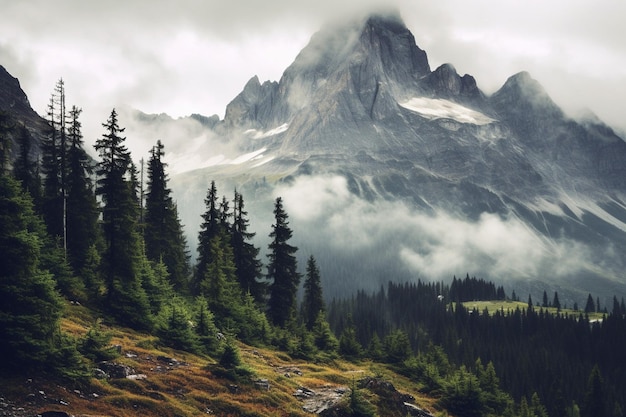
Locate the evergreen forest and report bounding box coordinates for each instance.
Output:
[0,82,625,417]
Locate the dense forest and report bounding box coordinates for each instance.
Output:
[327,277,626,417]
[1,81,625,417]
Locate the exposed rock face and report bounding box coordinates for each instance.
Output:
[0,66,35,118]
[0,65,48,162]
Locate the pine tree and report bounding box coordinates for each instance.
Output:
[553,291,561,311]
[267,197,300,327]
[194,180,220,294]
[78,321,118,362]
[384,329,412,363]
[194,297,221,354]
[95,109,153,329]
[198,232,241,322]
[348,377,376,417]
[582,365,605,417]
[231,190,265,302]
[0,175,66,373]
[302,255,325,330]
[542,290,549,308]
[366,332,384,360]
[158,305,201,353]
[339,316,362,358]
[237,291,271,344]
[219,339,241,369]
[584,294,595,314]
[611,296,622,316]
[218,194,231,232]
[39,79,71,255]
[65,106,100,281]
[312,311,339,352]
[41,90,64,240]
[530,392,548,417]
[143,140,190,291]
[439,365,484,417]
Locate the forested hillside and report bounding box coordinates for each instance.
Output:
[328,278,626,417]
[1,81,625,417]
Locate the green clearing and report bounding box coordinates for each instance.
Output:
[461,300,605,321]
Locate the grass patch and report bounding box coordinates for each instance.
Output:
[104,395,185,417]
[461,300,606,321]
[1,302,442,417]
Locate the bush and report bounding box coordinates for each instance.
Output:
[157,305,201,353]
[219,340,241,369]
[79,321,119,362]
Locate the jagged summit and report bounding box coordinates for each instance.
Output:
[220,12,433,134]
[0,65,42,126]
[422,63,485,104]
[491,71,562,117]
[0,65,48,159]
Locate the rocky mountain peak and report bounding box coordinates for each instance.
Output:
[421,63,484,104]
[0,65,48,158]
[223,75,279,128]
[358,12,431,79]
[490,71,562,117]
[0,65,35,118]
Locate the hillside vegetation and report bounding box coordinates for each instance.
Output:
[0,300,440,417]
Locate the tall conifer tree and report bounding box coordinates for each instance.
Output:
[302,255,324,330]
[95,109,152,329]
[198,232,241,321]
[65,106,100,279]
[144,140,190,292]
[0,175,65,372]
[41,88,64,240]
[231,190,265,302]
[582,365,605,417]
[194,180,220,294]
[584,294,595,314]
[267,197,300,327]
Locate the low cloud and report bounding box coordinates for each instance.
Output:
[271,175,603,296]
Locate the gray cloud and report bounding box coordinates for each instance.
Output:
[267,174,618,298]
[1,0,624,152]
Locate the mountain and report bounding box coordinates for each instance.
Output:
[0,65,47,160]
[165,11,626,304]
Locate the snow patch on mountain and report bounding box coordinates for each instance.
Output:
[245,123,289,139]
[252,155,275,168]
[229,148,267,165]
[400,97,495,125]
[526,194,626,233]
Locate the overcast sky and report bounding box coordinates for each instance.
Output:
[2,0,625,146]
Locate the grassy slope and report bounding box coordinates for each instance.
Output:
[0,302,443,417]
[461,300,605,321]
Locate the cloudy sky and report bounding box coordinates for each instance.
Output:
[2,0,626,145]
